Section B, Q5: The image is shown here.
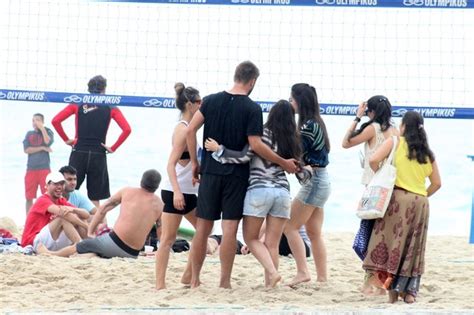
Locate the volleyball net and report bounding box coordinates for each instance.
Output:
[1,0,473,118]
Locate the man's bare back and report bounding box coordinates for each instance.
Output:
[112,187,163,250]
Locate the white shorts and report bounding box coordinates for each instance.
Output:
[33,224,72,253]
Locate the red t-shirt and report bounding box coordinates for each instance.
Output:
[21,194,73,246]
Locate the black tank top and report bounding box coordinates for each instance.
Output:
[75,104,111,152]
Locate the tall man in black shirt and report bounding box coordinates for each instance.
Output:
[186,61,298,289]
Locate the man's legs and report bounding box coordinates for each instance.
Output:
[69,150,86,190]
[219,219,240,289]
[48,217,82,244]
[24,170,37,214]
[218,175,247,288]
[36,243,77,257]
[86,152,109,207]
[190,218,214,288]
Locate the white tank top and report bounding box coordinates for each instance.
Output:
[361,123,386,185]
[161,120,199,194]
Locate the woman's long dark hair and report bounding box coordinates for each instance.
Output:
[265,100,302,160]
[350,95,392,138]
[291,83,330,152]
[402,111,435,163]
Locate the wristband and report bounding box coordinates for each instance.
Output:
[354,117,361,123]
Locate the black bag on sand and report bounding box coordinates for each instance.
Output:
[172,239,190,253]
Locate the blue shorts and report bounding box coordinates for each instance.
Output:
[243,187,291,219]
[295,168,331,208]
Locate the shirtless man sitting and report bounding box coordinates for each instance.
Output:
[37,169,163,258]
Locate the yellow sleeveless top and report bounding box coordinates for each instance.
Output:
[394,137,433,196]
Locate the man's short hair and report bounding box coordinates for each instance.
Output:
[233,61,260,84]
[88,75,107,94]
[141,169,161,193]
[59,165,77,176]
[33,113,44,121]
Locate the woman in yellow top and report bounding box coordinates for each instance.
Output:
[364,111,441,304]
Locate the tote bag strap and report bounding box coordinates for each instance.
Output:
[386,136,398,166]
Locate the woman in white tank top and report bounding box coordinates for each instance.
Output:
[341,95,398,295]
[156,83,202,290]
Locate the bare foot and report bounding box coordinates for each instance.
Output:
[388,290,399,303]
[404,293,416,304]
[155,285,166,291]
[362,286,386,296]
[288,272,311,288]
[365,271,384,289]
[266,272,282,288]
[180,271,191,285]
[190,279,201,289]
[219,282,232,289]
[36,243,51,255]
[360,282,373,295]
[373,287,386,296]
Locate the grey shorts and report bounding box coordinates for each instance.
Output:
[76,231,139,259]
[295,168,331,208]
[243,187,291,219]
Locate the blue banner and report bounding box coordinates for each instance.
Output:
[100,0,473,9]
[1,89,473,119]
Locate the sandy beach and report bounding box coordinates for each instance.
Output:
[1,232,473,313]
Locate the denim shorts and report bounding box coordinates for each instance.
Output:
[295,168,331,208]
[243,187,291,219]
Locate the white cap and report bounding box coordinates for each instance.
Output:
[45,172,65,184]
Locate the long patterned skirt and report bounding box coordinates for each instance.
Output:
[362,188,430,297]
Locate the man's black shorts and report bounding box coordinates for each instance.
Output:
[161,189,197,215]
[197,174,248,221]
[69,149,110,200]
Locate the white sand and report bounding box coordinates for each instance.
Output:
[1,232,473,313]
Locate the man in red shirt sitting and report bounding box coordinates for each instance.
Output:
[21,172,90,253]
